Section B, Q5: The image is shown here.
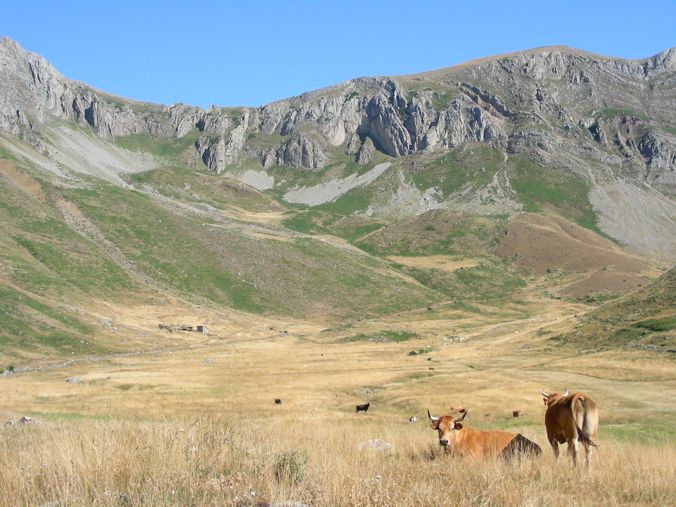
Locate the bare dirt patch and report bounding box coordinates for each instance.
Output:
[0,159,45,201]
[495,212,655,276]
[224,207,287,225]
[558,269,648,297]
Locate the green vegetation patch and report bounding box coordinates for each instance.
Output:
[579,292,620,304]
[408,346,433,356]
[14,236,134,294]
[0,142,19,161]
[432,89,460,110]
[67,184,265,313]
[341,330,417,343]
[633,316,676,332]
[115,129,200,160]
[245,132,285,152]
[129,165,282,214]
[283,209,384,242]
[599,107,649,121]
[412,145,503,197]
[289,238,437,318]
[554,269,675,352]
[315,184,375,215]
[508,157,601,233]
[274,450,307,484]
[357,210,506,257]
[0,175,138,300]
[0,284,102,358]
[63,182,436,318]
[401,260,526,304]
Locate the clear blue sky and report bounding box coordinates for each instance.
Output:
[2,1,674,108]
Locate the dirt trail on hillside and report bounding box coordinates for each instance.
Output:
[224,207,287,225]
[0,159,46,201]
[388,255,480,271]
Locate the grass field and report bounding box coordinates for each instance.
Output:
[1,417,673,506]
[1,131,675,505]
[1,290,674,505]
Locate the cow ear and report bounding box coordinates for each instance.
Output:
[454,423,463,430]
[430,421,439,430]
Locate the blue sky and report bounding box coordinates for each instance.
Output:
[2,1,674,108]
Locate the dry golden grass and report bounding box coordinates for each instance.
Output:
[1,294,674,505]
[1,416,674,506]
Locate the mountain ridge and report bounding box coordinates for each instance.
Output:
[3,37,673,107]
[1,37,675,262]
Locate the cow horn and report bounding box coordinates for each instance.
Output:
[456,409,468,422]
[563,387,569,396]
[427,409,439,422]
[541,389,550,398]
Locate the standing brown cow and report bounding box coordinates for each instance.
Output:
[541,388,599,467]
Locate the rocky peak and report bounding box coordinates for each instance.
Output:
[0,36,67,123]
[1,38,674,179]
[640,47,676,76]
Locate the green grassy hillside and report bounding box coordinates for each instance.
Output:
[554,268,675,352]
[0,152,440,338]
[65,181,437,317]
[1,115,668,362]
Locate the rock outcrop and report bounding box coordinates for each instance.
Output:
[356,137,375,165]
[275,133,328,169]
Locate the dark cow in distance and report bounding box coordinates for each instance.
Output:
[355,402,370,413]
[428,409,541,459]
[542,388,598,467]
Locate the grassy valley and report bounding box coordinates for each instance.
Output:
[0,41,674,506]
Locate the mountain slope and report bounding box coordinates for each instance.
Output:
[556,268,675,352]
[1,38,674,261]
[1,39,674,363]
[0,149,443,363]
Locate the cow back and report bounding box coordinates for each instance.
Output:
[546,393,598,443]
[545,395,578,443]
[499,434,542,459]
[453,427,520,458]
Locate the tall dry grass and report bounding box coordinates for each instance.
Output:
[0,415,673,506]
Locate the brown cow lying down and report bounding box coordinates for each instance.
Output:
[428,409,541,459]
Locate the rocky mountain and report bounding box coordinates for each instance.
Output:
[2,37,675,363]
[1,38,674,262]
[3,38,675,175]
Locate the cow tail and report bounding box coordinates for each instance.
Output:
[573,397,598,447]
[576,424,598,447]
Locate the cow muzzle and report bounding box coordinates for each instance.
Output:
[439,439,449,447]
